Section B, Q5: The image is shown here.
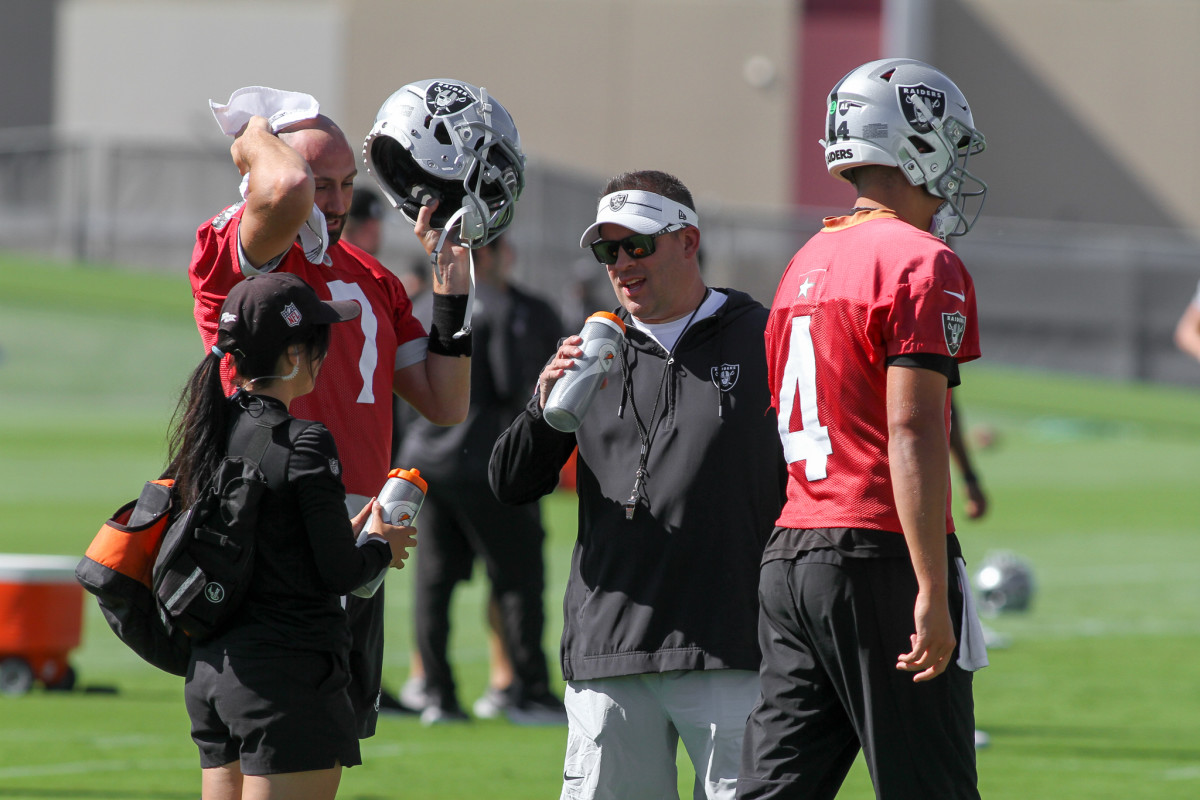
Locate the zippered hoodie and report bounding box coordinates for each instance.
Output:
[489,287,786,681]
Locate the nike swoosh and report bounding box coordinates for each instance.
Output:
[944,290,966,301]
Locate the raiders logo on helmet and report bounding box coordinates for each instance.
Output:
[898,83,946,134]
[425,81,475,117]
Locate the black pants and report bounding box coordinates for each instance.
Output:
[738,553,979,800]
[414,481,552,710]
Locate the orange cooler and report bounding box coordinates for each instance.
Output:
[0,554,84,693]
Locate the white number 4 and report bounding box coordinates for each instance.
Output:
[777,316,832,480]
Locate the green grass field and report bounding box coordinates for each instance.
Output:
[1,253,1198,798]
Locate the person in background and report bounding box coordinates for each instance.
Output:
[950,398,988,520]
[1174,279,1200,363]
[491,170,786,799]
[170,271,415,800]
[342,187,384,257]
[396,232,568,725]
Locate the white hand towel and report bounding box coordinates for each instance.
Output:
[210,87,328,265]
[209,86,320,136]
[956,556,990,671]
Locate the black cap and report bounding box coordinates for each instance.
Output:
[349,187,384,222]
[216,273,359,374]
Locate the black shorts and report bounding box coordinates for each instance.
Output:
[185,648,362,774]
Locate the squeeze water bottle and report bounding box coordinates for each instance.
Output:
[544,311,627,433]
[352,467,427,598]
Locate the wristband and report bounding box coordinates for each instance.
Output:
[427,293,472,357]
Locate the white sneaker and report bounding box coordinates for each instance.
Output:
[399,677,429,711]
[473,687,509,720]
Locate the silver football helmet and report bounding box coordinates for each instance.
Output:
[363,79,525,248]
[821,58,987,238]
[973,551,1035,615]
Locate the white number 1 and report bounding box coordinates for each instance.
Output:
[327,280,377,404]
[777,316,832,480]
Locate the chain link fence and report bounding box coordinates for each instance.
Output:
[2,131,1198,387]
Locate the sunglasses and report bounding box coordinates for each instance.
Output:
[588,225,684,265]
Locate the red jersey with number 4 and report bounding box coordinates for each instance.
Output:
[189,203,427,497]
[764,209,980,534]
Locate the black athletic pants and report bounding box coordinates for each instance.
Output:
[414,480,552,710]
[738,552,979,800]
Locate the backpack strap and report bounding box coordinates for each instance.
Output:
[249,415,321,492]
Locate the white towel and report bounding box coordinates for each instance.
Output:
[210,86,328,265]
[955,556,990,671]
[209,86,320,136]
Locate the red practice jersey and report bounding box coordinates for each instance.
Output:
[190,203,428,497]
[765,209,981,534]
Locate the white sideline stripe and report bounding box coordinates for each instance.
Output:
[0,757,193,779]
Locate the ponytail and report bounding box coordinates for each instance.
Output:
[165,350,232,506]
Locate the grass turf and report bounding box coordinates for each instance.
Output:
[1,253,1198,798]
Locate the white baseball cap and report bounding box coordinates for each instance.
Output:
[578,190,700,247]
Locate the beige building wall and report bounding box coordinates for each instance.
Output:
[52,0,1199,234]
[930,0,1200,232]
[56,0,347,142]
[343,0,796,210]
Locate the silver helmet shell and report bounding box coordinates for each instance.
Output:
[822,58,987,238]
[363,79,525,247]
[973,551,1035,615]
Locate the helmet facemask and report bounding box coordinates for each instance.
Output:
[900,100,988,239]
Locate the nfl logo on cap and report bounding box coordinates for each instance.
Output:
[281,303,303,327]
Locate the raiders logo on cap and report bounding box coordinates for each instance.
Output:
[608,193,628,212]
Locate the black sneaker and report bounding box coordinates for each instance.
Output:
[505,691,567,726]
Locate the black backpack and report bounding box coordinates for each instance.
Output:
[152,409,300,642]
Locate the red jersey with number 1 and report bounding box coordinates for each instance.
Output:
[764,209,980,534]
[189,202,428,497]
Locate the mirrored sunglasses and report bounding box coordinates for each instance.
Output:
[588,225,684,265]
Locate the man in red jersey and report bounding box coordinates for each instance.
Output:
[189,102,478,739]
[738,59,990,800]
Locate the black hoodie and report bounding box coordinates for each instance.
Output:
[490,288,786,680]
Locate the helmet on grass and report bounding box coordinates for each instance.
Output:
[973,551,1035,615]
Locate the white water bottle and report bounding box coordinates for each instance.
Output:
[544,311,627,433]
[352,467,427,598]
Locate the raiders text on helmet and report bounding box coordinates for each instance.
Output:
[363,79,525,248]
[821,58,987,238]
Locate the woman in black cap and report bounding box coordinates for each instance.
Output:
[165,272,416,800]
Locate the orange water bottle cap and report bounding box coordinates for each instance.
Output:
[387,466,428,493]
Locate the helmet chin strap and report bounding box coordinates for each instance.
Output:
[429,204,476,339]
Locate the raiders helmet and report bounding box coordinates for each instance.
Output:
[973,551,1035,615]
[822,58,987,238]
[363,79,525,248]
